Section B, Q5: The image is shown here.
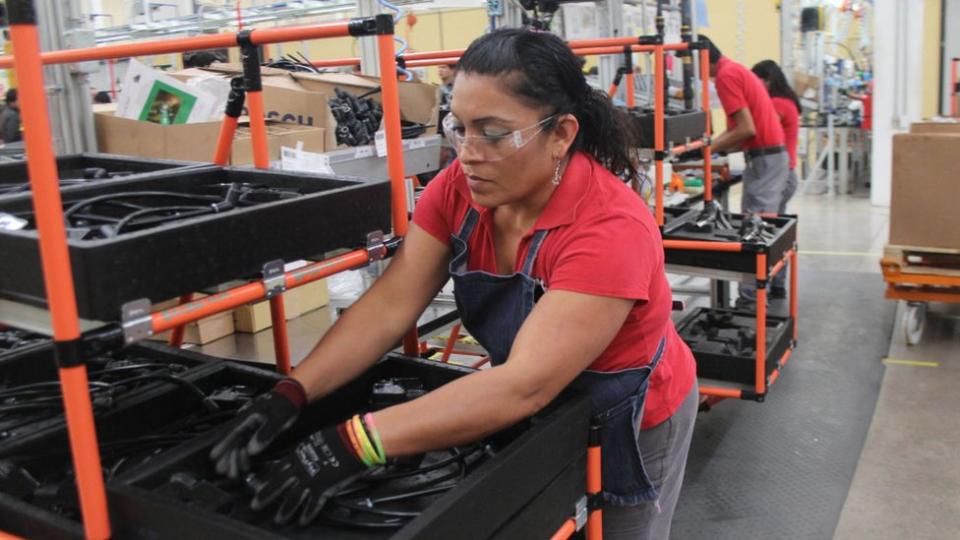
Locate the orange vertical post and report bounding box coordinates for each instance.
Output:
[270,293,292,374]
[951,58,959,118]
[7,1,110,538]
[587,421,603,540]
[167,293,194,347]
[376,15,419,355]
[700,47,713,203]
[755,253,768,395]
[654,45,665,226]
[790,247,798,341]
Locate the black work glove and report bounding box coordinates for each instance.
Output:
[250,426,368,526]
[210,378,306,479]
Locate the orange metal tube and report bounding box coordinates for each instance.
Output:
[756,253,768,395]
[654,45,665,226]
[154,249,371,334]
[404,57,460,68]
[0,21,353,68]
[269,296,292,375]
[440,323,461,363]
[670,140,706,154]
[550,519,577,540]
[377,32,420,356]
[625,67,636,108]
[9,19,111,540]
[952,58,958,117]
[701,48,713,203]
[769,254,788,279]
[607,81,619,98]
[470,357,491,369]
[662,239,743,252]
[698,386,743,399]
[400,48,467,61]
[213,116,239,166]
[586,432,603,540]
[790,248,798,341]
[0,531,24,540]
[246,91,270,169]
[167,293,194,347]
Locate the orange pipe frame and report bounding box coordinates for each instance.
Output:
[670,139,706,155]
[952,58,958,117]
[698,386,743,399]
[790,249,798,341]
[550,519,577,540]
[440,323,462,363]
[700,48,713,202]
[756,253,768,395]
[246,91,271,169]
[9,17,111,540]
[654,45,665,226]
[586,435,603,540]
[662,239,743,252]
[167,292,194,347]
[269,295,292,375]
[0,20,356,68]
[213,116,239,166]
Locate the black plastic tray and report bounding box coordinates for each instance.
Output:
[0,167,391,320]
[676,307,793,386]
[0,356,273,539]
[0,153,204,199]
[0,341,227,457]
[108,354,591,539]
[629,110,708,149]
[662,206,798,274]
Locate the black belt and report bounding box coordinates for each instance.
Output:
[746,145,786,158]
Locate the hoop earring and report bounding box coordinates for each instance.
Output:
[552,159,563,186]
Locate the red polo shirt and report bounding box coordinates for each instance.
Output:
[414,152,696,429]
[771,96,799,169]
[715,56,785,150]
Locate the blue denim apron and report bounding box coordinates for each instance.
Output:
[449,207,666,506]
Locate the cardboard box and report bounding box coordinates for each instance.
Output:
[174,65,438,130]
[910,121,960,134]
[890,133,960,250]
[233,279,330,333]
[95,112,326,164]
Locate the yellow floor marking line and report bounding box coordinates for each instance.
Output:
[882,358,940,368]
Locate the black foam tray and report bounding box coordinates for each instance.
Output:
[0,153,203,199]
[662,206,798,274]
[629,110,709,149]
[0,167,391,320]
[676,307,793,386]
[0,355,271,539]
[108,354,591,539]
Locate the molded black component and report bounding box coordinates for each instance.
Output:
[6,0,36,25]
[224,78,247,118]
[237,31,263,93]
[0,167,391,320]
[675,307,793,386]
[662,206,798,275]
[0,153,205,199]
[629,109,708,149]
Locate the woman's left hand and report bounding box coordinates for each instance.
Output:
[250,427,367,526]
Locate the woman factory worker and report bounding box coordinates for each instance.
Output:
[211,29,698,539]
[752,60,800,299]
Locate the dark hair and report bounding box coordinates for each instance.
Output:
[698,35,722,64]
[183,50,223,68]
[4,89,16,104]
[93,91,112,104]
[751,59,801,111]
[458,28,637,178]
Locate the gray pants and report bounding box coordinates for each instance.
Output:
[779,169,798,215]
[603,381,699,540]
[740,151,788,304]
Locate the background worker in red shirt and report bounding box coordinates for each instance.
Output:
[701,36,788,308]
[752,60,801,299]
[211,29,698,538]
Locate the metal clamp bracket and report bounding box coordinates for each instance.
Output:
[574,496,589,530]
[366,230,387,262]
[262,259,287,299]
[121,298,154,345]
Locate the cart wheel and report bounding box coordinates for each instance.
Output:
[903,302,927,346]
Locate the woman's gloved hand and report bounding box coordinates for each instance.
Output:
[250,426,368,526]
[210,378,307,479]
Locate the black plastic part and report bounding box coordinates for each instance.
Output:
[224,78,247,119]
[0,167,392,320]
[6,0,36,25]
[623,46,634,70]
[587,493,603,511]
[662,207,797,275]
[348,14,393,37]
[53,339,83,368]
[0,153,204,200]
[675,307,793,387]
[653,150,666,161]
[237,31,262,93]
[741,390,765,402]
[638,35,662,45]
[629,109,708,149]
[490,455,587,539]
[588,419,601,447]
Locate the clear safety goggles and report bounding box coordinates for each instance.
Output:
[442,114,557,162]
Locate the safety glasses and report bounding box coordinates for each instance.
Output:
[442,114,557,162]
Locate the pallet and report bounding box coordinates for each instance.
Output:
[882,244,960,278]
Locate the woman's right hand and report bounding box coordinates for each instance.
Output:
[210,378,307,479]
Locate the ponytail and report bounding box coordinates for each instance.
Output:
[575,88,639,179]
